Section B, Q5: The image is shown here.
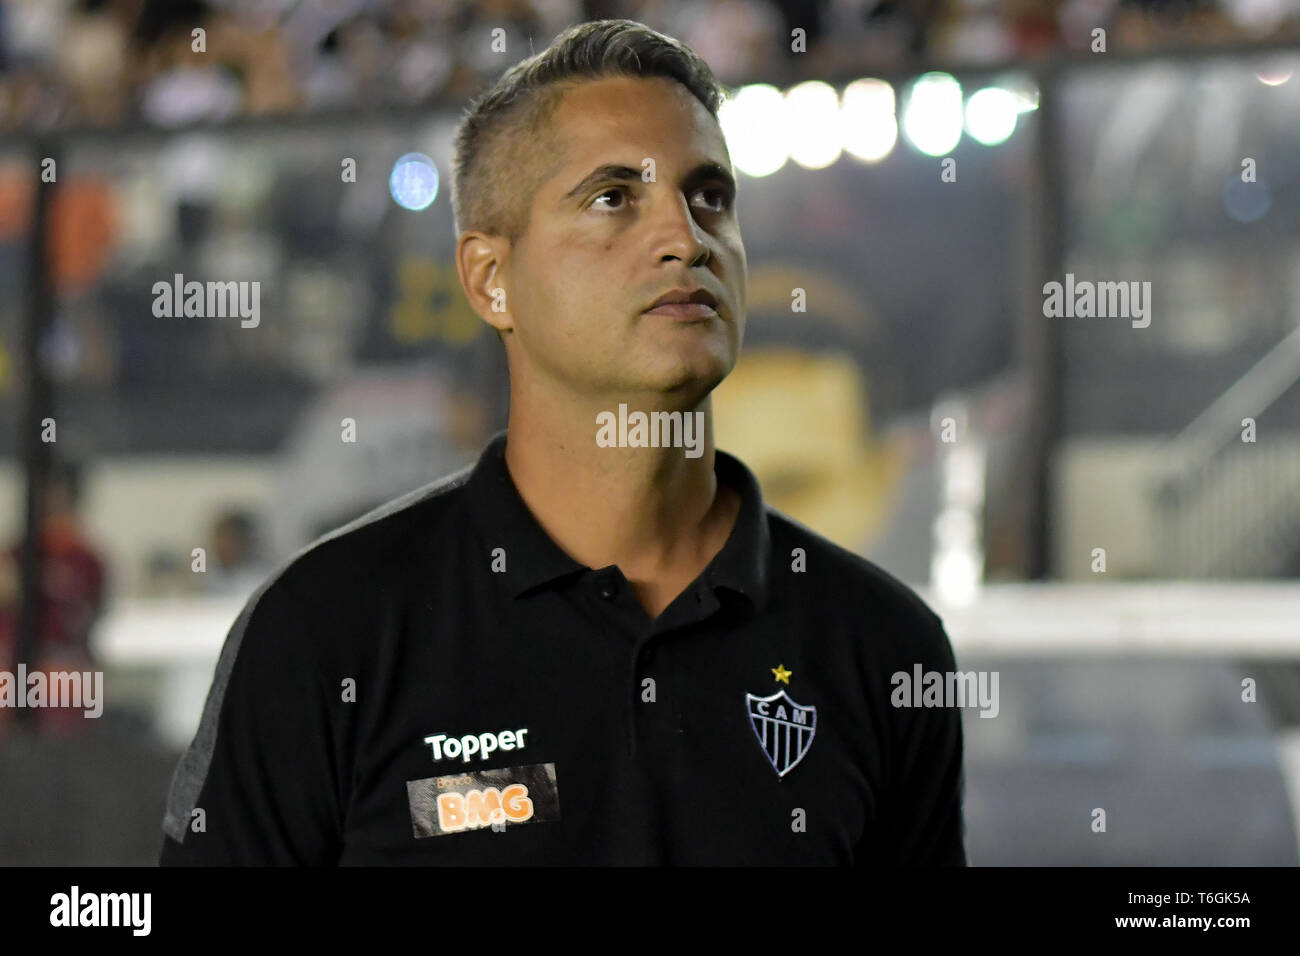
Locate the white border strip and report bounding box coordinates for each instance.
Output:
[923,583,1300,657]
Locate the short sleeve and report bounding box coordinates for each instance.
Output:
[867,614,968,866]
[159,579,343,865]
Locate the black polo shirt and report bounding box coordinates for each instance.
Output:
[159,430,966,865]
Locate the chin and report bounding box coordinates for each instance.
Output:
[650,355,732,399]
[617,330,736,396]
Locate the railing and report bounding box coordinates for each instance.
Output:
[1155,324,1300,577]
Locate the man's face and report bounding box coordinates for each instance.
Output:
[500,74,747,404]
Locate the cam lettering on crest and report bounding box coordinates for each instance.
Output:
[746,690,818,778]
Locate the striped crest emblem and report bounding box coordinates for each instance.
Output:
[745,690,817,777]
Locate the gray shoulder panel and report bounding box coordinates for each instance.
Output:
[161,463,475,843]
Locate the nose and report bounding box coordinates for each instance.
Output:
[652,192,712,268]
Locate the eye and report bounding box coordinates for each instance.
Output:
[590,187,628,211]
[692,186,733,213]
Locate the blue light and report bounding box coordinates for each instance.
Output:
[389,153,440,211]
[1222,176,1272,224]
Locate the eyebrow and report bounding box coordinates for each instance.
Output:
[559,160,738,205]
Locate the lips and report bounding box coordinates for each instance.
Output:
[644,302,719,319]
[644,287,720,318]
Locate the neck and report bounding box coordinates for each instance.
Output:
[503,382,732,584]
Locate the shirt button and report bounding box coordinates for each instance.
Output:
[600,583,616,599]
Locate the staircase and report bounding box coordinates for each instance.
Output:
[1155,325,1300,578]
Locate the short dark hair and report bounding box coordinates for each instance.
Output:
[450,19,729,245]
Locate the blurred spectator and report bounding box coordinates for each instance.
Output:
[133,2,243,128]
[201,507,271,598]
[673,0,784,83]
[0,458,108,736]
[55,0,129,125]
[3,0,1298,132]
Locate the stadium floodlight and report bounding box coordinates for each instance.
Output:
[719,84,789,178]
[841,78,897,163]
[965,87,1020,146]
[993,71,1041,114]
[389,152,439,211]
[901,72,964,157]
[785,81,843,170]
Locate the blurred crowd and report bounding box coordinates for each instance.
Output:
[1,0,1297,133]
[0,462,103,735]
[0,457,271,738]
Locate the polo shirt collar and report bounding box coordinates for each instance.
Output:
[464,430,769,610]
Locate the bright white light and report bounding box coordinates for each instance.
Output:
[946,444,987,506]
[901,72,964,157]
[931,432,985,607]
[1255,60,1293,85]
[841,78,897,163]
[785,81,842,170]
[932,548,981,607]
[389,153,439,210]
[992,71,1040,113]
[965,87,1019,146]
[719,84,788,177]
[1012,88,1041,112]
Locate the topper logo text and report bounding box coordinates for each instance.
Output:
[424,728,528,762]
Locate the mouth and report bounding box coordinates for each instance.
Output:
[643,302,720,320]
[643,287,721,321]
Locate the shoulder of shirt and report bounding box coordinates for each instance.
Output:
[761,503,951,657]
[240,459,477,607]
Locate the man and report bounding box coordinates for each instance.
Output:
[159,19,966,865]
[0,460,107,737]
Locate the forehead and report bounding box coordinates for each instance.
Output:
[540,75,729,186]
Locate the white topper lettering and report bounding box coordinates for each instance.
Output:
[424,728,529,763]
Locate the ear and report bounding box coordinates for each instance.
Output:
[455,231,514,336]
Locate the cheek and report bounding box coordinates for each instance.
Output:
[724,244,747,291]
[513,244,564,328]
[557,243,620,311]
[523,227,629,336]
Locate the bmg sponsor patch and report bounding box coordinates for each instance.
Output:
[407,762,560,838]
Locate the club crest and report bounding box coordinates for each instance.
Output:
[746,690,816,777]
